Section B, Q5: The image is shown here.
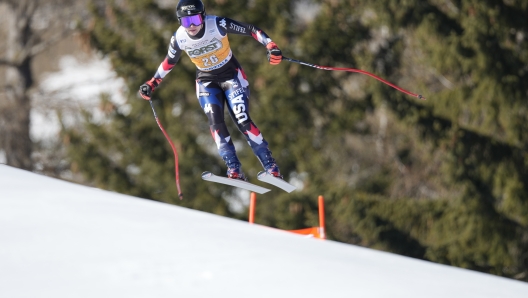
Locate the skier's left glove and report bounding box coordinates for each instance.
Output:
[266,42,282,65]
[139,78,162,100]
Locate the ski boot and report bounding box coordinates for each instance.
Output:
[227,166,247,181]
[222,153,247,181]
[256,148,283,179]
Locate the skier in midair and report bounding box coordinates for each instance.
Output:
[139,0,284,181]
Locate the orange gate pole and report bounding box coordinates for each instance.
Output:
[318,195,326,239]
[249,192,256,224]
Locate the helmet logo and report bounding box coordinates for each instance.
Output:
[181,5,196,10]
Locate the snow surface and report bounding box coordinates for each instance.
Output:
[0,165,527,298]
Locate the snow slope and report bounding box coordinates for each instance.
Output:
[0,165,527,298]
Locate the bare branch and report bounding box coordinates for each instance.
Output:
[0,59,17,67]
[30,29,75,57]
[0,85,9,95]
[2,0,18,9]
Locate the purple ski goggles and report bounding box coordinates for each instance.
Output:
[180,14,203,28]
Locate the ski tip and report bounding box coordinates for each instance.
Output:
[257,171,267,179]
[201,171,213,179]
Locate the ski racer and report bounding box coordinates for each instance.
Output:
[139,0,284,181]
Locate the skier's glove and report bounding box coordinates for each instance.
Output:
[139,78,162,100]
[266,42,282,65]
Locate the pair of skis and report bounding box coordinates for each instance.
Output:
[201,171,296,194]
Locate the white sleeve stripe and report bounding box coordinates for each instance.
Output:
[156,65,171,78]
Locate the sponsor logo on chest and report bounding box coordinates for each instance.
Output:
[185,38,223,58]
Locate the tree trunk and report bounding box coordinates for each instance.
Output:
[0,1,35,170]
[2,61,33,170]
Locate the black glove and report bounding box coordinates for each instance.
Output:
[139,78,162,100]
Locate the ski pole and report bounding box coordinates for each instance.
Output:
[281,56,425,100]
[148,99,183,200]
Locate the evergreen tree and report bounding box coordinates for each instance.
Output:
[289,0,528,280]
[66,0,528,280]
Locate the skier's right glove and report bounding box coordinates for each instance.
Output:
[139,78,162,100]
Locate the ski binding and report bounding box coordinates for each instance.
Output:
[257,171,297,193]
[201,171,271,194]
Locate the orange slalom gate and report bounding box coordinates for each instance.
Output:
[248,193,326,240]
[249,192,257,224]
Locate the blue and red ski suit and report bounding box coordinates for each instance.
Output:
[150,15,280,177]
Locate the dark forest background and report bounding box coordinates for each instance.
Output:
[2,0,527,281]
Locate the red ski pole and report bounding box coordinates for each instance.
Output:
[282,56,426,100]
[148,100,183,199]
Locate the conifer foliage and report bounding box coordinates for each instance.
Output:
[67,0,528,280]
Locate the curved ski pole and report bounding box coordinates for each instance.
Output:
[282,56,425,100]
[149,100,183,199]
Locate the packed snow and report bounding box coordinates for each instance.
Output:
[1,165,527,298]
